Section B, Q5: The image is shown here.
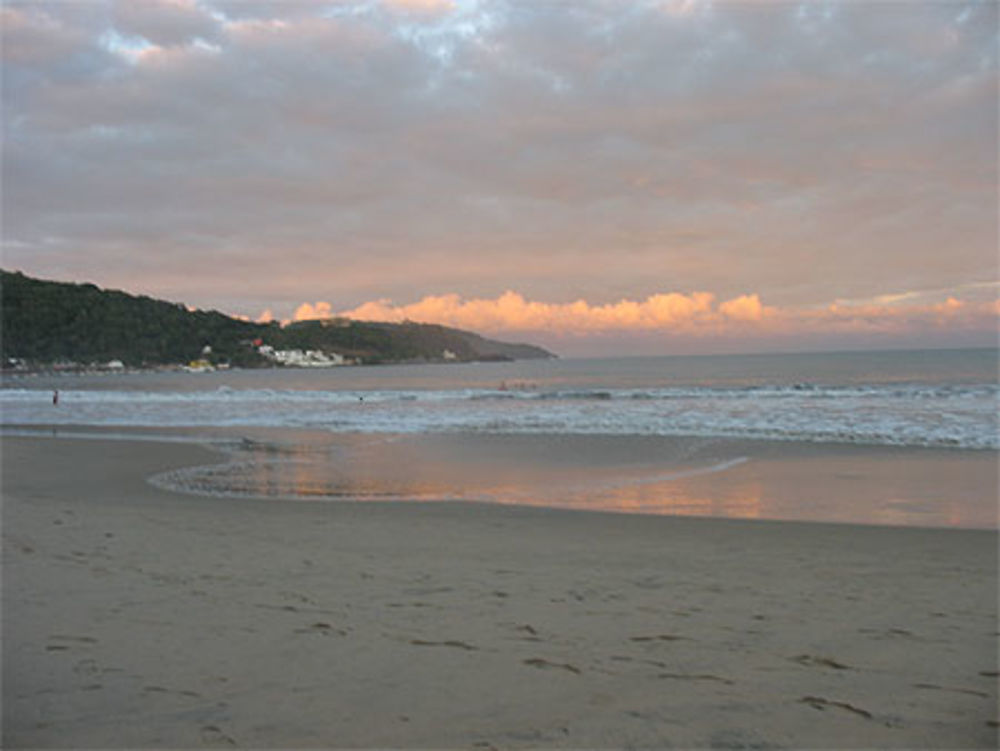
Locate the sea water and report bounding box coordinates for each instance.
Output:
[3,348,998,448]
[2,348,997,527]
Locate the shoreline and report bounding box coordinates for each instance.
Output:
[3,425,997,530]
[1,344,995,376]
[2,433,997,748]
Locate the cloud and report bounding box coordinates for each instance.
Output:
[279,289,999,346]
[293,301,335,321]
[801,297,997,338]
[112,0,221,48]
[383,0,456,13]
[659,0,710,20]
[1,0,996,341]
[333,290,726,333]
[719,294,769,321]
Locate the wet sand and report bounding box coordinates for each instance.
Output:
[2,435,997,748]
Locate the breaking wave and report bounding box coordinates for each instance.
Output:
[2,382,997,449]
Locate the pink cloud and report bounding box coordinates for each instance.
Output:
[331,290,729,333]
[719,293,771,322]
[293,301,334,321]
[270,290,1000,354]
[280,289,999,344]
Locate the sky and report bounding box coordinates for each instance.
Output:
[2,0,998,356]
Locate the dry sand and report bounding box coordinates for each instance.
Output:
[2,435,997,749]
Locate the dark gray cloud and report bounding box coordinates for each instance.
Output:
[2,0,996,325]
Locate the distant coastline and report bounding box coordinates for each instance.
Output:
[0,270,556,372]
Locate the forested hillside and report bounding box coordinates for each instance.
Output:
[0,271,554,368]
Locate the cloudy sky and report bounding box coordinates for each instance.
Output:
[2,0,997,355]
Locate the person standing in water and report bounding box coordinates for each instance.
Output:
[52,389,59,406]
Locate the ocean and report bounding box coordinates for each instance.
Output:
[2,348,997,528]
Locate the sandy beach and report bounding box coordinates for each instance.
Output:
[2,434,997,749]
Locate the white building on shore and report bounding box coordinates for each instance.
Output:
[258,345,349,367]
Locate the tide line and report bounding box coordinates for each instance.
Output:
[602,456,750,492]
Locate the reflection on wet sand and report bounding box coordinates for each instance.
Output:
[155,433,997,529]
[597,480,765,520]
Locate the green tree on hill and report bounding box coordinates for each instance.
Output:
[1,270,554,368]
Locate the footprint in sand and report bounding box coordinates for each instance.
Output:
[47,634,98,652]
[799,695,873,720]
[790,654,852,670]
[295,622,348,636]
[200,725,237,746]
[410,639,479,651]
[913,683,991,698]
[657,672,734,685]
[143,685,201,698]
[859,627,916,639]
[523,658,581,674]
[513,624,542,641]
[629,633,688,643]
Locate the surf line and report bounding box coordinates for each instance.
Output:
[603,456,750,492]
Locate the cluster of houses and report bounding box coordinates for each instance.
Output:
[257,344,353,367]
[185,344,356,371]
[4,357,128,373]
[12,341,467,375]
[182,343,356,372]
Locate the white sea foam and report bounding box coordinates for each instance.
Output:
[2,381,997,449]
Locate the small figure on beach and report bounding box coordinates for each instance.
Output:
[52,389,59,406]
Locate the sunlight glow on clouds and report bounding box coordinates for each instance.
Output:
[2,0,996,355]
[333,290,726,331]
[293,301,335,321]
[282,289,999,345]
